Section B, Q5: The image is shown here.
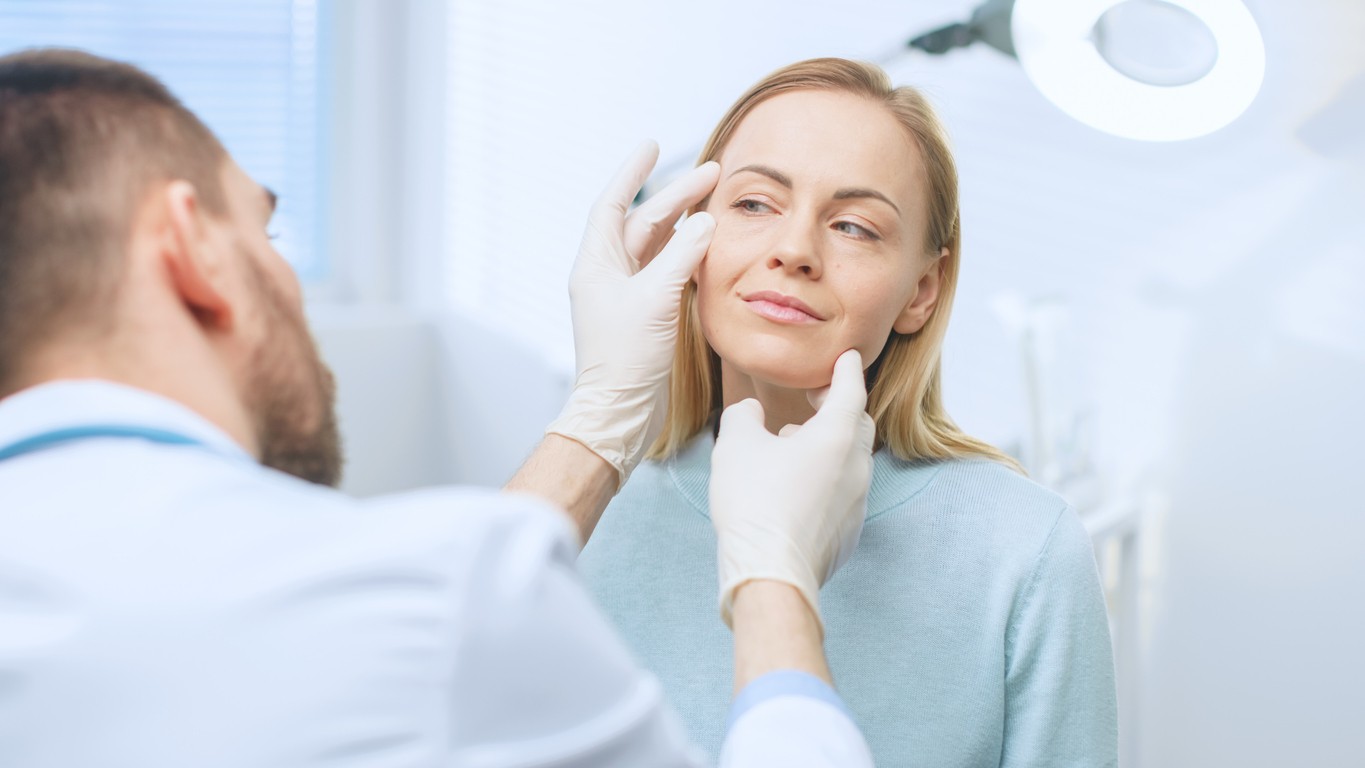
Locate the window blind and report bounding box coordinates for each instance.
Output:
[0,0,325,281]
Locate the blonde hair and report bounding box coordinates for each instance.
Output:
[648,57,1021,473]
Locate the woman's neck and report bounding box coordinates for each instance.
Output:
[720,362,818,434]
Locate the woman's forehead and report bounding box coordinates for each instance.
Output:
[718,89,923,207]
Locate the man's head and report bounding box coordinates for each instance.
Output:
[0,48,342,486]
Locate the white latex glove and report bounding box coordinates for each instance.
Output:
[710,349,877,632]
[545,142,720,487]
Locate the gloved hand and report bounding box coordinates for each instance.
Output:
[710,349,877,632]
[545,142,720,487]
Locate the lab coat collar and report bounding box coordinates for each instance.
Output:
[0,379,255,463]
[665,427,943,522]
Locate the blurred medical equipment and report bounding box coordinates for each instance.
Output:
[992,291,1148,768]
[1297,70,1365,159]
[910,0,1265,141]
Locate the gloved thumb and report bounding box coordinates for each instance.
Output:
[717,397,767,441]
[778,423,802,437]
[638,211,715,289]
[809,349,867,416]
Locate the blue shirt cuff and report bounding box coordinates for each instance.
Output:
[726,670,856,731]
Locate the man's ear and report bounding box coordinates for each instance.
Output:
[161,181,234,331]
[892,247,949,335]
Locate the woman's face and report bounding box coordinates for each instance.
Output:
[698,89,941,390]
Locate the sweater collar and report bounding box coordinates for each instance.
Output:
[0,379,253,463]
[666,429,942,521]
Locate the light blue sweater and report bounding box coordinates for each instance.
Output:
[579,431,1118,767]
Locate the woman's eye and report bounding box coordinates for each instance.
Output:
[731,198,772,214]
[834,220,878,240]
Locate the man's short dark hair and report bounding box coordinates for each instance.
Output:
[0,48,229,394]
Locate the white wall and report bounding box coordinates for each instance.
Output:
[310,306,566,496]
[431,311,572,486]
[309,308,455,496]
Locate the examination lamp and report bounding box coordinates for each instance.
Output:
[910,0,1267,141]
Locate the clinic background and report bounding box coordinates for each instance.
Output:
[2,0,1361,765]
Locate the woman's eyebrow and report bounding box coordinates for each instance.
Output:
[730,164,900,216]
[729,164,792,188]
[833,187,900,216]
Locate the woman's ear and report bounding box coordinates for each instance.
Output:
[892,247,949,335]
[161,181,234,331]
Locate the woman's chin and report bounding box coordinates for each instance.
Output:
[722,347,836,391]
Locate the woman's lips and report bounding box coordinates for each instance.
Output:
[742,290,824,324]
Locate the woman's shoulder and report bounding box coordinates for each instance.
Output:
[876,453,1066,512]
[873,455,1078,560]
[931,457,1067,512]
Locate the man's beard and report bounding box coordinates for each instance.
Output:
[241,257,344,487]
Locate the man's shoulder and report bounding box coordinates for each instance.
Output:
[231,465,569,537]
[359,485,577,563]
[203,467,579,585]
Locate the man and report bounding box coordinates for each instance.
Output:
[0,49,878,766]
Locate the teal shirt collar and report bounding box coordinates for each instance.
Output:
[665,429,943,521]
[0,379,254,464]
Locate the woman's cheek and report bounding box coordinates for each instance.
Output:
[844,278,913,360]
[697,231,749,292]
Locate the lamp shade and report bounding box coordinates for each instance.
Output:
[1011,0,1266,141]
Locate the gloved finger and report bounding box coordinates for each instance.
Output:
[590,140,660,229]
[623,161,720,270]
[716,398,767,441]
[809,349,868,421]
[778,423,802,437]
[637,212,715,290]
[807,384,829,411]
[857,412,877,452]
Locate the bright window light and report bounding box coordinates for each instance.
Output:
[0,0,327,281]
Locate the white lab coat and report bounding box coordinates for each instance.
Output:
[0,381,872,768]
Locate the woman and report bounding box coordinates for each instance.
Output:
[579,58,1117,767]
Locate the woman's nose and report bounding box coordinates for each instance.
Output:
[764,218,823,279]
